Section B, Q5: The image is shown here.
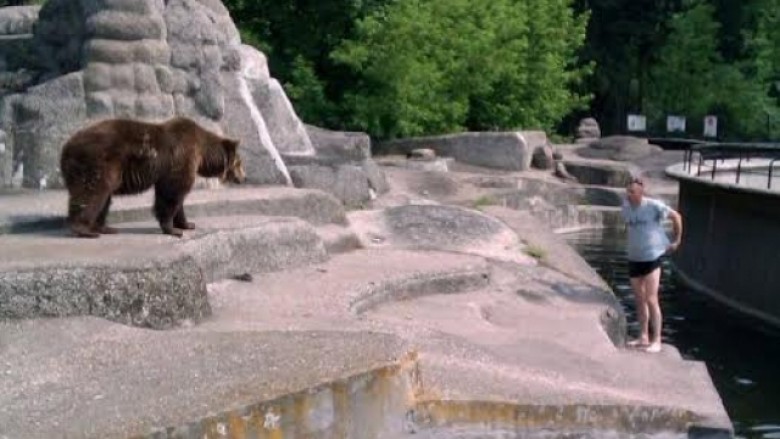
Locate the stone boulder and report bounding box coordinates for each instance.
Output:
[576,117,601,141]
[408,148,436,160]
[348,204,536,264]
[377,132,539,171]
[531,144,555,170]
[305,124,371,161]
[576,135,662,162]
[281,124,388,206]
[0,6,40,36]
[0,6,40,74]
[288,164,373,208]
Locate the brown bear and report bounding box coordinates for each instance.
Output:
[60,116,245,238]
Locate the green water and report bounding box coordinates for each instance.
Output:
[566,228,780,439]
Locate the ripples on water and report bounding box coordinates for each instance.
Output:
[566,228,780,439]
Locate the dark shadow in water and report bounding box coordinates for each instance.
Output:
[566,228,780,439]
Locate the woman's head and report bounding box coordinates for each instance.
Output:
[626,177,644,205]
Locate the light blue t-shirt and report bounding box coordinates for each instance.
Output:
[621,197,672,262]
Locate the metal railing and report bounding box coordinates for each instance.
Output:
[683,143,780,190]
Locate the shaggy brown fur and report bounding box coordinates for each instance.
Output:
[60,117,245,238]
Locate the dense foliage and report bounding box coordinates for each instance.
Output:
[7,0,778,140]
[575,0,780,139]
[223,0,780,140]
[224,0,590,139]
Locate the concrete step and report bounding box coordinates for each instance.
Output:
[0,215,329,329]
[0,186,347,234]
[315,223,363,255]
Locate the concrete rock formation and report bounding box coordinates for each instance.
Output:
[378,131,548,172]
[408,148,436,160]
[532,144,555,170]
[576,117,601,141]
[0,1,386,205]
[577,135,663,162]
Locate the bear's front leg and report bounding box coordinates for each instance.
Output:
[93,195,119,234]
[154,184,186,237]
[173,205,196,230]
[67,193,106,238]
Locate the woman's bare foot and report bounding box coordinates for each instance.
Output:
[627,338,650,348]
[644,342,662,353]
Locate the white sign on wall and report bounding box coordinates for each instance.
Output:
[627,114,647,132]
[703,115,718,137]
[666,115,687,133]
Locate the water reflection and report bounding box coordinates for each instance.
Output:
[566,228,780,439]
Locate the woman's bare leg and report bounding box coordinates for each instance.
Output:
[644,267,663,353]
[629,275,650,346]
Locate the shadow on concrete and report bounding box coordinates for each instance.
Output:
[1,215,65,234]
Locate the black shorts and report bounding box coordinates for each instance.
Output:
[628,257,663,278]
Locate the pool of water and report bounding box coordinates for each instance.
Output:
[566,228,780,439]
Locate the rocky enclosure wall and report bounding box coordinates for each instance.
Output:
[0,0,385,205]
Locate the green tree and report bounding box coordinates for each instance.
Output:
[573,0,685,134]
[333,0,590,139]
[645,1,722,118]
[222,0,390,126]
[646,0,776,139]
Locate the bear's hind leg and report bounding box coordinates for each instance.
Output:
[94,196,119,234]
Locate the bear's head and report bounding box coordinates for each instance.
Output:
[221,138,245,184]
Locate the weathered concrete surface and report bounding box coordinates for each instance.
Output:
[199,246,729,435]
[0,318,415,439]
[0,186,348,233]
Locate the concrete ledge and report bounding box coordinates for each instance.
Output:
[0,318,417,439]
[0,186,348,234]
[0,216,328,328]
[411,400,721,437]
[0,253,208,329]
[377,132,539,171]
